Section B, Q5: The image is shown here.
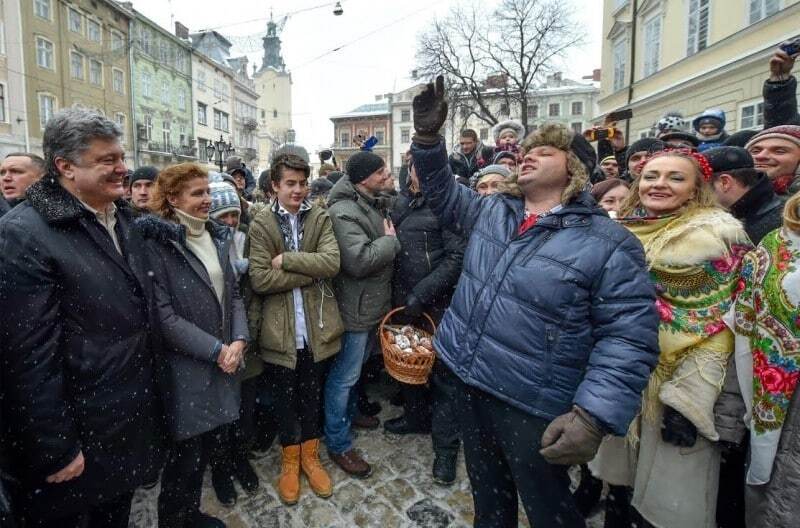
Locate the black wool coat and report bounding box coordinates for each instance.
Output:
[729,172,785,245]
[0,177,163,518]
[134,215,249,441]
[390,189,465,324]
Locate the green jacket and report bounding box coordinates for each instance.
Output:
[327,176,400,331]
[246,202,344,369]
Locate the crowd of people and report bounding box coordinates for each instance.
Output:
[0,45,798,528]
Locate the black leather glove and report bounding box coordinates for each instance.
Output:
[404,294,424,318]
[661,406,697,447]
[412,75,448,145]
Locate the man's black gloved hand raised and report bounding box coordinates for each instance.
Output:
[403,294,424,318]
[661,406,698,447]
[412,75,448,145]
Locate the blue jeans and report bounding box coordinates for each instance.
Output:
[323,330,371,454]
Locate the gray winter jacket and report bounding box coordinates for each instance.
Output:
[327,176,400,331]
[135,215,249,441]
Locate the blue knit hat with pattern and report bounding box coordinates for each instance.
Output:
[209,181,240,218]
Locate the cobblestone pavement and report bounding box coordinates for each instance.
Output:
[129,381,603,527]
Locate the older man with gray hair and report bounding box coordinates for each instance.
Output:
[0,108,162,527]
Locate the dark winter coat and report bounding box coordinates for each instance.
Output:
[0,178,163,517]
[411,140,659,435]
[449,143,494,178]
[729,172,785,244]
[763,75,800,129]
[0,197,10,218]
[327,176,400,331]
[391,187,466,324]
[135,215,249,441]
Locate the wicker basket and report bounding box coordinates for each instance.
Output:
[379,306,436,385]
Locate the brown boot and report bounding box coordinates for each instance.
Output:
[300,439,333,498]
[277,445,301,505]
[328,448,372,479]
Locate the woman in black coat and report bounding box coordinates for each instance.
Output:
[136,163,249,528]
[387,158,466,485]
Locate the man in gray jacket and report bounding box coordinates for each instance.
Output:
[324,151,399,477]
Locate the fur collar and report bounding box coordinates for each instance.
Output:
[26,176,134,224]
[133,214,231,246]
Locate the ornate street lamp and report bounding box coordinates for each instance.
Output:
[205,135,235,172]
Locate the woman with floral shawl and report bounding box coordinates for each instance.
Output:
[590,149,751,528]
[731,192,800,527]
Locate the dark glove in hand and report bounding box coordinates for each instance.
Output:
[661,406,697,447]
[412,75,448,145]
[539,406,604,465]
[404,294,424,318]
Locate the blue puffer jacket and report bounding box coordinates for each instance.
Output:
[411,140,659,435]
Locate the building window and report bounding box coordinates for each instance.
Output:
[639,128,656,139]
[162,120,171,148]
[527,104,538,119]
[340,131,350,148]
[499,102,510,116]
[36,36,54,70]
[141,28,151,54]
[68,7,82,34]
[529,124,539,132]
[159,41,169,64]
[548,103,560,117]
[87,19,101,42]
[115,113,126,143]
[110,30,124,52]
[161,80,169,105]
[571,122,583,134]
[0,84,6,122]
[273,109,278,118]
[70,51,85,80]
[34,0,51,20]
[749,0,780,23]
[38,93,55,129]
[643,15,661,77]
[0,20,5,55]
[571,101,583,115]
[401,109,411,122]
[687,0,710,56]
[261,109,265,118]
[144,115,153,140]
[197,69,206,92]
[112,68,124,94]
[141,72,151,97]
[375,130,385,145]
[401,128,410,143]
[740,101,765,130]
[197,102,207,125]
[213,109,228,132]
[613,37,627,91]
[89,59,102,86]
[480,128,489,141]
[177,90,186,111]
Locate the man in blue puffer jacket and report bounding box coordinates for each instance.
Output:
[411,77,659,528]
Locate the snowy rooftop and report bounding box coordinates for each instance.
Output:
[330,102,391,120]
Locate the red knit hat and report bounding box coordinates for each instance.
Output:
[745,125,800,150]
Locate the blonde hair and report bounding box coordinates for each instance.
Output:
[618,151,717,217]
[149,162,208,221]
[498,123,588,204]
[784,191,800,233]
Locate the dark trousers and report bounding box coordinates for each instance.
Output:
[208,377,259,473]
[457,376,585,528]
[158,427,224,528]
[717,441,747,528]
[267,347,328,447]
[431,362,461,456]
[25,491,134,528]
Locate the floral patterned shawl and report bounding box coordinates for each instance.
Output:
[620,207,752,424]
[733,227,800,484]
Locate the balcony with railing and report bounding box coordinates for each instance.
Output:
[240,147,258,161]
[241,117,258,130]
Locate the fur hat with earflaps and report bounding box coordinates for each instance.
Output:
[500,123,593,204]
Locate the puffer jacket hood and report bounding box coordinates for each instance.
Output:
[692,108,727,132]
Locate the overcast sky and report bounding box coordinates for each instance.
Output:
[132,0,602,154]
